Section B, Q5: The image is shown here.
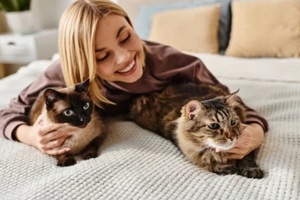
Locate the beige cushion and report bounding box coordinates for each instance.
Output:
[149,5,220,53]
[225,0,300,58]
[118,0,184,25]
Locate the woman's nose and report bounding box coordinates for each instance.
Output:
[115,47,130,64]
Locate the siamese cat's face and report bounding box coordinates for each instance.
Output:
[43,79,93,128]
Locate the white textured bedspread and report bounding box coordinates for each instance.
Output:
[0,54,299,200]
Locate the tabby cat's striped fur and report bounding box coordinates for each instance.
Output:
[130,83,263,178]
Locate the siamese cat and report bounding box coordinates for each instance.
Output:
[30,79,106,167]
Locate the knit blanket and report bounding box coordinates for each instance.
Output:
[0,54,299,200]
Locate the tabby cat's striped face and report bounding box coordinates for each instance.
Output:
[202,106,241,151]
[180,96,244,151]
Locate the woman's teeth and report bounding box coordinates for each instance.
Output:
[118,60,135,73]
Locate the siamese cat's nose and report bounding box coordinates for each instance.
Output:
[79,115,90,124]
[79,117,85,122]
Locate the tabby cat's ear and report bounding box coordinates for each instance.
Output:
[76,78,90,93]
[44,89,63,108]
[185,100,203,120]
[225,90,240,107]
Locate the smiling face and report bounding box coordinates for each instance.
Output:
[94,14,144,83]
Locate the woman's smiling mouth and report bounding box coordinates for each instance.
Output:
[116,58,136,75]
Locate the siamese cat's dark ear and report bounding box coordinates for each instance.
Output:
[76,79,90,93]
[44,89,62,108]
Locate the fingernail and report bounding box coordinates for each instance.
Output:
[65,147,71,152]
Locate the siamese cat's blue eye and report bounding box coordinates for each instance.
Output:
[63,110,74,117]
[208,123,220,130]
[83,102,90,110]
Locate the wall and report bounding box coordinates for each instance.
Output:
[30,0,74,30]
[0,0,74,76]
[0,0,74,33]
[1,0,119,32]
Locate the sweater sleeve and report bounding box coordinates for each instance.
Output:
[0,60,66,140]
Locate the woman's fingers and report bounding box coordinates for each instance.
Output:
[37,122,69,137]
[39,136,71,155]
[40,128,72,144]
[225,147,246,159]
[226,153,244,160]
[32,120,75,155]
[47,137,68,149]
[43,147,71,156]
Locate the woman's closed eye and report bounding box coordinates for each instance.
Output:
[120,33,130,44]
[96,52,110,62]
[96,32,131,62]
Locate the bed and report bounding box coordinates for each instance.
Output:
[1,0,300,199]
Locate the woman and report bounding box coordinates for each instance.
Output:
[0,0,267,159]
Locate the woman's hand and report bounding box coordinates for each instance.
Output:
[217,123,265,159]
[14,112,75,156]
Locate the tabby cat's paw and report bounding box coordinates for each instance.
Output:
[214,165,237,175]
[239,167,264,179]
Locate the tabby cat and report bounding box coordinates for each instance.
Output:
[30,79,106,167]
[130,82,264,178]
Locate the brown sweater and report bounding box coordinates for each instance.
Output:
[0,41,268,140]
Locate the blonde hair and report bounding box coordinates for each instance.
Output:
[58,0,144,107]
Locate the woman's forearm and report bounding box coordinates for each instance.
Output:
[13,124,34,146]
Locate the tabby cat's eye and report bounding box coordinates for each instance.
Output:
[230,120,237,126]
[208,123,220,130]
[83,102,90,110]
[63,109,74,116]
